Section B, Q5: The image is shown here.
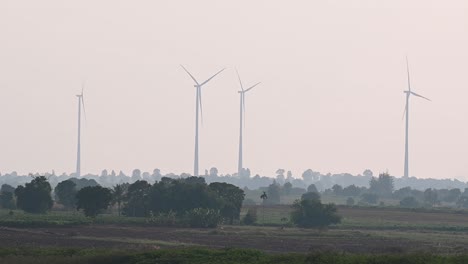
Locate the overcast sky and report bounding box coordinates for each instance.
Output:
[1,0,467,180]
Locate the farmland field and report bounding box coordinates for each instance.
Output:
[2,205,468,255]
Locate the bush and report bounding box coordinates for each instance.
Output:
[400,196,419,208]
[242,208,257,225]
[147,211,179,226]
[290,199,341,228]
[346,197,355,206]
[301,192,321,202]
[186,208,221,228]
[360,193,379,205]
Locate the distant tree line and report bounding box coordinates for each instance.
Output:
[2,176,245,228]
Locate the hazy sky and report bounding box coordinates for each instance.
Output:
[1,1,467,180]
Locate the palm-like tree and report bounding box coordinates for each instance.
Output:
[112,184,125,216]
[260,191,268,225]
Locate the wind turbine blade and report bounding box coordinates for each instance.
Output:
[244,82,261,93]
[180,65,199,85]
[406,57,411,92]
[236,69,244,91]
[200,68,226,86]
[410,91,431,101]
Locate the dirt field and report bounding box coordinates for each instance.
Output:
[2,206,468,254]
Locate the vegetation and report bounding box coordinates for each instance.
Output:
[15,176,53,214]
[54,180,77,209]
[76,186,113,217]
[290,197,341,228]
[2,248,468,264]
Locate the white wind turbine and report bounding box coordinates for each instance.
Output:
[75,83,87,177]
[236,69,260,178]
[180,65,225,177]
[403,58,431,178]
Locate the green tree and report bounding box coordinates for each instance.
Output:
[369,173,394,197]
[307,184,318,193]
[400,196,419,208]
[54,180,77,209]
[242,208,257,225]
[112,184,126,216]
[0,192,15,209]
[260,191,268,225]
[15,176,53,214]
[290,198,341,228]
[1,184,15,194]
[424,188,438,207]
[123,180,151,217]
[283,182,293,195]
[209,182,245,224]
[346,197,355,206]
[301,192,321,202]
[76,186,112,217]
[265,181,281,205]
[360,193,379,205]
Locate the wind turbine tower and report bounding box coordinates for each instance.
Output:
[76,84,86,177]
[236,70,260,178]
[181,65,225,177]
[403,58,431,178]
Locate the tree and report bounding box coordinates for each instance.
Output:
[209,167,219,177]
[54,180,77,209]
[123,180,151,217]
[346,197,355,206]
[76,186,112,217]
[265,181,281,205]
[424,188,438,207]
[276,169,285,183]
[1,184,15,194]
[301,192,321,202]
[444,188,461,203]
[369,173,394,197]
[302,169,319,182]
[400,196,419,208]
[209,182,245,224]
[332,184,343,195]
[15,176,53,214]
[260,192,268,225]
[363,169,373,177]
[242,208,257,225]
[307,184,318,193]
[360,193,379,205]
[0,192,15,209]
[342,185,362,197]
[283,182,293,195]
[290,199,341,228]
[112,184,126,216]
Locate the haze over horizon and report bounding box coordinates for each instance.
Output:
[1,1,467,180]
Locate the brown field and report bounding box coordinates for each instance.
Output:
[2,206,468,254]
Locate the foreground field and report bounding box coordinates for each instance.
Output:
[2,205,468,255]
[3,248,468,264]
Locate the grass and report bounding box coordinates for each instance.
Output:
[2,247,468,264]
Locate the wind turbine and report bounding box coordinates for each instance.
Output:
[403,58,431,178]
[236,70,260,178]
[180,65,225,177]
[76,83,87,177]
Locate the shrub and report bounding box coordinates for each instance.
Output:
[186,208,221,228]
[301,192,321,202]
[360,193,379,205]
[242,208,257,225]
[0,192,16,209]
[400,196,419,208]
[290,199,341,228]
[346,197,355,206]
